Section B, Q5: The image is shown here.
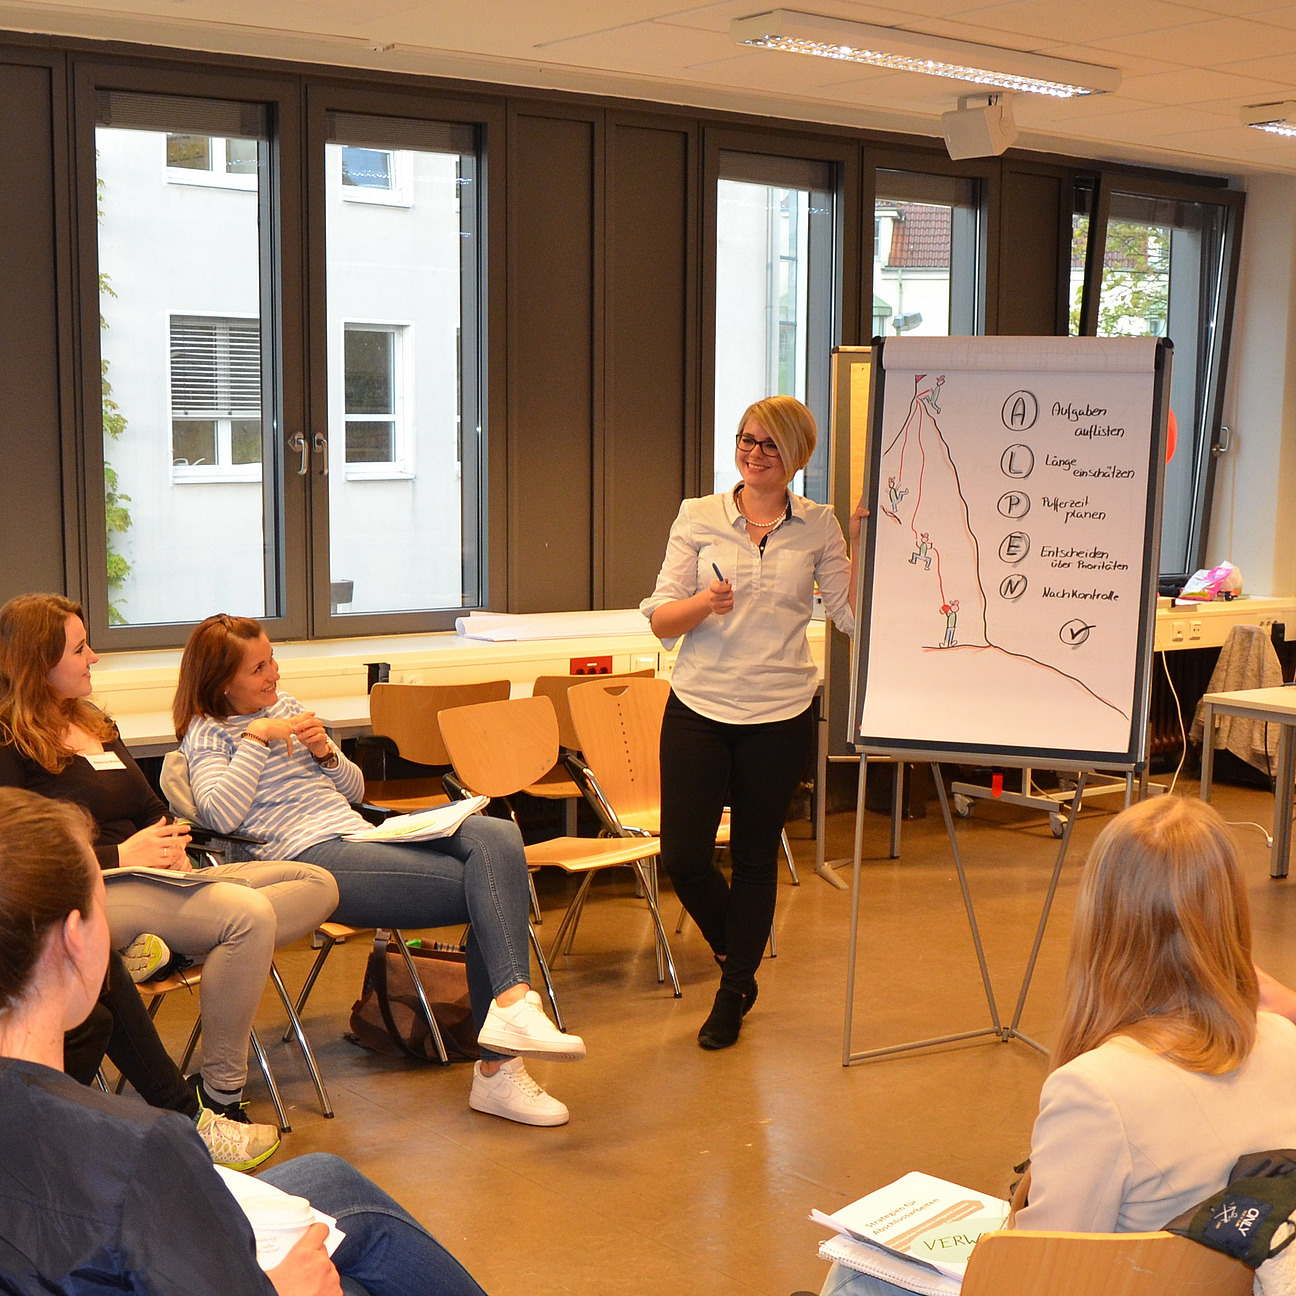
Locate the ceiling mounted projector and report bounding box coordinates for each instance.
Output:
[941,93,1018,159]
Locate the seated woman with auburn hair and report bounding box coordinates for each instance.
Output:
[822,795,1296,1296]
[0,593,339,1147]
[175,612,586,1128]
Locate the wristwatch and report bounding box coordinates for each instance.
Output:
[314,742,340,770]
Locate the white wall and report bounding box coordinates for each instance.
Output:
[1209,173,1296,598]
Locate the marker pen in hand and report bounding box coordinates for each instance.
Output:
[711,563,726,583]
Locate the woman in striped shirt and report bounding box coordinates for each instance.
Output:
[175,613,586,1128]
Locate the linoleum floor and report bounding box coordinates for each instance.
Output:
[140,781,1296,1296]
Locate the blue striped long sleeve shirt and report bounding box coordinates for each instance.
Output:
[181,695,368,860]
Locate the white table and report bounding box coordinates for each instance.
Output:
[1199,685,1296,878]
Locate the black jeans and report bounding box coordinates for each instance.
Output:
[64,950,199,1118]
[659,693,813,990]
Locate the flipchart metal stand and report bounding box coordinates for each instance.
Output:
[842,758,1097,1064]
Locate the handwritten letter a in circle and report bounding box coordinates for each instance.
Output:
[1002,390,1039,431]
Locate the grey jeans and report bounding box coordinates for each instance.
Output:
[103,859,338,1093]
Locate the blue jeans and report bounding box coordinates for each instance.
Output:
[296,815,532,1063]
[261,1154,486,1296]
[819,1263,907,1296]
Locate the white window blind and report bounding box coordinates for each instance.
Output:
[170,316,261,417]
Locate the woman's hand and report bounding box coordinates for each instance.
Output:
[289,712,333,760]
[243,715,302,753]
[706,578,734,617]
[266,1224,342,1296]
[848,497,870,549]
[116,817,192,871]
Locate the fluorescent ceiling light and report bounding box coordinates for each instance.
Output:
[1242,102,1296,136]
[730,10,1120,99]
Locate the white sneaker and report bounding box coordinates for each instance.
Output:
[194,1108,280,1170]
[477,991,586,1061]
[468,1057,569,1126]
[121,933,171,983]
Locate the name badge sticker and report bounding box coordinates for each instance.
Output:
[83,751,126,771]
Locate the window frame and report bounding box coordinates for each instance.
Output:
[74,61,307,648]
[164,132,259,191]
[338,144,413,207]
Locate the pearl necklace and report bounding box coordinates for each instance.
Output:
[734,487,789,532]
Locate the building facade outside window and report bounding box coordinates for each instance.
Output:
[170,314,262,482]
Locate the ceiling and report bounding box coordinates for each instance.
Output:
[5,0,1296,178]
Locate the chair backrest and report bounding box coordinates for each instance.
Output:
[438,695,559,798]
[369,681,511,767]
[567,678,671,823]
[531,669,655,750]
[961,1230,1253,1296]
[159,749,200,822]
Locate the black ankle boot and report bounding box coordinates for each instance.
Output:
[714,956,758,1016]
[698,986,745,1050]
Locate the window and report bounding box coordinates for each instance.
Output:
[873,170,983,340]
[170,315,262,481]
[323,113,482,619]
[165,133,259,189]
[713,152,836,501]
[1070,179,1238,577]
[340,144,412,206]
[94,91,276,628]
[342,323,408,472]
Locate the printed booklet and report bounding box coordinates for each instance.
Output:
[812,1170,1009,1295]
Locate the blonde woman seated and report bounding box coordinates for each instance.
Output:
[0,594,339,1127]
[175,613,585,1127]
[822,795,1296,1296]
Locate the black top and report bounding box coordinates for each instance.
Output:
[0,1058,274,1295]
[0,730,167,870]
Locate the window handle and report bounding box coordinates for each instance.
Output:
[288,432,308,476]
[1212,425,1231,458]
[313,432,329,476]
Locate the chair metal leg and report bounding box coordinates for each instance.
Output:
[528,924,565,1032]
[94,1069,110,1093]
[284,931,337,1043]
[178,1018,203,1074]
[551,873,597,959]
[675,902,686,935]
[528,869,543,925]
[248,1027,291,1132]
[781,829,800,885]
[633,859,681,997]
[270,962,334,1119]
[392,931,450,1065]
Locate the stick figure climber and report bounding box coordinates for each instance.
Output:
[940,598,959,648]
[885,475,908,518]
[909,533,933,571]
[917,373,945,415]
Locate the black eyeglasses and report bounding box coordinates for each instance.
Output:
[736,431,781,457]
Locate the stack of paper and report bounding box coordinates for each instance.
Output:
[344,796,490,843]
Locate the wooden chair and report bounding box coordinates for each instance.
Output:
[960,1229,1252,1296]
[362,680,510,813]
[527,670,654,833]
[438,695,681,995]
[566,677,799,885]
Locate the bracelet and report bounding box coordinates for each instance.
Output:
[240,731,270,748]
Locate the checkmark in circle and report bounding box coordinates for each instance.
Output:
[1060,619,1094,646]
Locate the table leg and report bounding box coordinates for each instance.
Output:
[1200,702,1216,803]
[1272,723,1295,880]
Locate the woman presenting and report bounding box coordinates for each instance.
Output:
[641,396,862,1050]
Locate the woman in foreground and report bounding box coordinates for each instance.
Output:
[821,794,1296,1294]
[175,613,584,1127]
[0,786,486,1296]
[641,396,861,1049]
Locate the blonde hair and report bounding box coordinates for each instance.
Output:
[737,396,817,476]
[1053,796,1257,1075]
[0,594,115,773]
